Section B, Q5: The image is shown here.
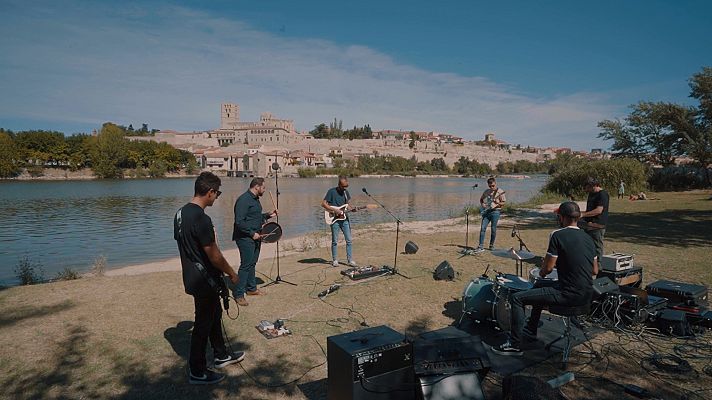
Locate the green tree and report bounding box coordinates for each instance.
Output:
[409,131,416,149]
[0,132,21,177]
[91,123,128,178]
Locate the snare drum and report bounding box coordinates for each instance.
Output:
[492,274,533,332]
[529,267,559,288]
[462,277,495,322]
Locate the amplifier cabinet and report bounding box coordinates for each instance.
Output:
[327,325,415,400]
[601,253,634,272]
[598,266,643,288]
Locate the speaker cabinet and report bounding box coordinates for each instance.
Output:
[327,325,415,400]
[405,241,419,254]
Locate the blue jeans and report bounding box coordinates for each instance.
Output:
[479,210,500,248]
[330,219,353,262]
[235,237,260,298]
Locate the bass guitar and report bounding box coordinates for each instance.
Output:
[324,204,374,225]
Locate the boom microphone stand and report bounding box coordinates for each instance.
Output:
[263,163,296,287]
[361,187,409,279]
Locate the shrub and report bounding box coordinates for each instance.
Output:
[297,168,317,178]
[544,158,648,198]
[14,256,45,285]
[26,165,45,177]
[55,267,81,281]
[90,255,107,276]
[648,166,711,191]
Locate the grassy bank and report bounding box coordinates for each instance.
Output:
[0,190,710,399]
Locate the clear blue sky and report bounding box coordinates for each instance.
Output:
[1,0,710,149]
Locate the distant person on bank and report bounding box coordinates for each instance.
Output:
[477,177,506,251]
[618,181,625,199]
[174,172,245,385]
[580,177,609,259]
[232,177,278,306]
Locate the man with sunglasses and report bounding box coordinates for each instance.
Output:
[232,177,277,306]
[174,172,245,385]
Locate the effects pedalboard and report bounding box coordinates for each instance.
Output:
[341,265,394,280]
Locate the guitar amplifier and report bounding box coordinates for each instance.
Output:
[327,325,415,400]
[598,266,643,288]
[600,253,634,272]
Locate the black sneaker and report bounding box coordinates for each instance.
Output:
[214,351,246,369]
[189,369,225,385]
[491,341,523,356]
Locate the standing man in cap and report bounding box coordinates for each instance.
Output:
[580,177,609,259]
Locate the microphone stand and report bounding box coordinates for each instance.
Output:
[465,184,478,251]
[512,224,530,277]
[263,163,296,287]
[362,188,409,279]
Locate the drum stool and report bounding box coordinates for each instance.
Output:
[545,303,594,369]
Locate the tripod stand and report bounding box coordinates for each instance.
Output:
[361,187,409,279]
[263,163,296,287]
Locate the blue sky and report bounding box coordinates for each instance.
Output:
[1,0,710,149]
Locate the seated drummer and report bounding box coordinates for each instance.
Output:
[492,201,598,356]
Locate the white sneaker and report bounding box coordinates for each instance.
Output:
[348,260,357,267]
[332,260,340,267]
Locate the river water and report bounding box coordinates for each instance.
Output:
[0,176,546,285]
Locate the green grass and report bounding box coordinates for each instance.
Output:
[0,190,710,399]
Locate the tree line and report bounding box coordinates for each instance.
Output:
[598,66,712,186]
[309,119,374,139]
[0,123,196,178]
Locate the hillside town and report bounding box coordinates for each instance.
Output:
[129,103,608,177]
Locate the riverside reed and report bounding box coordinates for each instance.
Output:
[0,190,710,399]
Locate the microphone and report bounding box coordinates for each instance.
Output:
[362,188,369,195]
[511,224,518,238]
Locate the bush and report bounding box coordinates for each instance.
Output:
[297,168,317,178]
[14,256,45,285]
[26,165,45,177]
[55,267,82,281]
[148,161,167,178]
[544,158,648,198]
[90,255,107,276]
[648,166,711,191]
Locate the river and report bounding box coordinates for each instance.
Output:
[0,176,546,285]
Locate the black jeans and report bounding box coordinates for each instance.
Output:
[586,229,605,259]
[509,286,569,347]
[189,294,228,375]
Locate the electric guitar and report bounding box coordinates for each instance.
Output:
[324,204,375,225]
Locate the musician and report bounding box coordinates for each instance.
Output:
[174,172,245,384]
[477,177,506,251]
[580,177,609,259]
[321,176,356,267]
[232,177,277,306]
[492,201,598,356]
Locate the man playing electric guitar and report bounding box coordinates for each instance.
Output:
[321,176,357,267]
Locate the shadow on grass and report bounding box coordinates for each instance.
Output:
[606,209,712,248]
[298,378,327,400]
[298,258,329,264]
[163,320,252,365]
[0,300,75,329]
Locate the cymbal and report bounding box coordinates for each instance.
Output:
[491,247,537,260]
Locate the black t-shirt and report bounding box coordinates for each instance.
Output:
[546,226,597,303]
[174,202,221,297]
[585,190,609,226]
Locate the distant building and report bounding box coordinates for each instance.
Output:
[214,103,303,146]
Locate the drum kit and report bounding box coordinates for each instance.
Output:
[459,247,559,332]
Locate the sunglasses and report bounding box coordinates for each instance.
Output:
[212,189,222,198]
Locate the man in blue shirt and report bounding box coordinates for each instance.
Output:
[321,176,357,267]
[232,177,277,306]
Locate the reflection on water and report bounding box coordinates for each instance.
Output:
[0,176,546,284]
